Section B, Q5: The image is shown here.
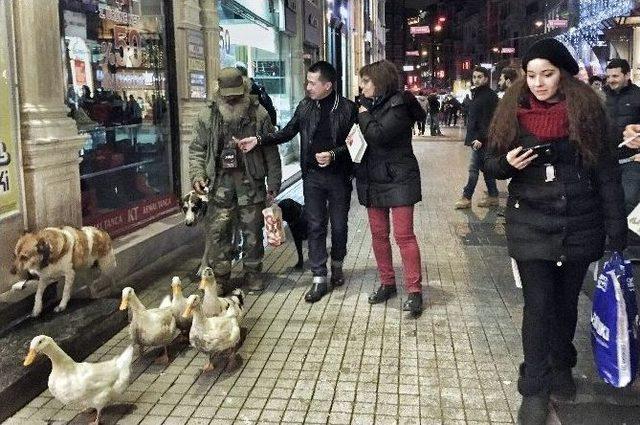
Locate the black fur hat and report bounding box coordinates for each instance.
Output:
[521,38,579,76]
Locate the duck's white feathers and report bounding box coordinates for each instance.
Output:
[47,344,133,410]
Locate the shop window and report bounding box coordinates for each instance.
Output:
[60,0,177,237]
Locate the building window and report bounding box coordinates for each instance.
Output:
[60,0,177,237]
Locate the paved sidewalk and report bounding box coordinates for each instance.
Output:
[4,136,640,424]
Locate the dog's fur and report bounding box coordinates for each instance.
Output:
[11,226,116,317]
[182,191,209,227]
[182,190,210,277]
[277,198,307,269]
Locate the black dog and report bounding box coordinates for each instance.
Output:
[277,198,307,269]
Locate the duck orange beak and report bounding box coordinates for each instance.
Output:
[172,285,180,297]
[24,349,37,366]
[198,277,207,290]
[119,297,128,310]
[182,304,194,318]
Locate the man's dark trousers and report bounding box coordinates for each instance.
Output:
[303,168,352,277]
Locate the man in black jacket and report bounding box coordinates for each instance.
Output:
[604,58,640,215]
[237,61,358,303]
[455,66,499,209]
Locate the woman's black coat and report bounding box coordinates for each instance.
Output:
[485,132,627,264]
[356,91,425,208]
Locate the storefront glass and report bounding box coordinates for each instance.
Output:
[218,1,300,176]
[59,0,177,237]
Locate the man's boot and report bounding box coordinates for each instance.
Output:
[517,394,549,425]
[330,261,344,287]
[244,271,265,292]
[550,367,576,402]
[454,196,472,209]
[477,196,499,208]
[305,276,328,303]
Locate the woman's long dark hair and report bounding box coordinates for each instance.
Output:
[487,70,609,164]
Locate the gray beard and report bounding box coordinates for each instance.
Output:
[216,95,251,125]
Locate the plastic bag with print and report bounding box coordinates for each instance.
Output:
[263,204,286,247]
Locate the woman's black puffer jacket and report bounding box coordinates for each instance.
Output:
[485,131,627,264]
[356,91,425,208]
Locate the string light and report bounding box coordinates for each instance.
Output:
[556,0,633,50]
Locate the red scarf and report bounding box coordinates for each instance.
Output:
[516,95,569,141]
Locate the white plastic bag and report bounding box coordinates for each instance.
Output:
[263,204,286,247]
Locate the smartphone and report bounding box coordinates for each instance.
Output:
[528,143,553,160]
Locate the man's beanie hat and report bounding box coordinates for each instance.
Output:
[521,38,579,76]
[218,67,245,96]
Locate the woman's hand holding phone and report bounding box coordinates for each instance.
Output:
[506,146,538,170]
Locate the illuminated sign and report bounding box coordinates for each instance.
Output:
[410,26,431,35]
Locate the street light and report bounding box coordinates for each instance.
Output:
[534,20,544,28]
[434,24,442,32]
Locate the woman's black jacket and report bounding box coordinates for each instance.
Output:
[485,132,627,264]
[355,91,425,208]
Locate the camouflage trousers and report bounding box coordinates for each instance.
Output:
[205,170,266,278]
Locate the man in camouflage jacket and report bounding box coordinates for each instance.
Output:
[189,67,282,292]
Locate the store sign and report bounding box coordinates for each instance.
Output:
[187,30,205,59]
[85,193,178,238]
[405,50,420,56]
[0,24,18,217]
[101,26,142,69]
[187,30,207,99]
[410,26,431,35]
[190,71,207,99]
[548,19,568,28]
[403,65,415,71]
[501,47,516,54]
[98,3,140,26]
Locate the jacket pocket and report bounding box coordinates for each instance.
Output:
[369,161,393,183]
[245,150,267,179]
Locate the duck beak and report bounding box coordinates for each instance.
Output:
[198,277,206,290]
[23,349,37,366]
[182,304,193,318]
[119,297,128,310]
[172,286,180,297]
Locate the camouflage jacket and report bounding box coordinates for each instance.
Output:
[189,95,282,194]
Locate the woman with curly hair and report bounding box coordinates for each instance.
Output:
[485,39,627,424]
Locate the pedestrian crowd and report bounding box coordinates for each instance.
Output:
[189,38,638,425]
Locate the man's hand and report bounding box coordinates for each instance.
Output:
[471,140,483,150]
[193,178,209,195]
[506,146,537,170]
[236,136,258,153]
[358,105,368,113]
[315,152,332,167]
[346,135,354,146]
[622,124,640,148]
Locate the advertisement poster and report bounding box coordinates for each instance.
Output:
[0,11,18,217]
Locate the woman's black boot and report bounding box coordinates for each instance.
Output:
[368,285,397,304]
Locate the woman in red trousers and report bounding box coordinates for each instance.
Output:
[352,60,426,316]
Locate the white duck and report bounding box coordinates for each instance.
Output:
[182,294,242,372]
[24,335,133,425]
[170,276,192,334]
[119,287,178,364]
[200,267,245,320]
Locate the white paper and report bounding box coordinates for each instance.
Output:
[628,202,640,237]
[347,124,367,163]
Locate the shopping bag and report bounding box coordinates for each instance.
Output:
[262,204,286,247]
[591,251,639,387]
[628,202,640,236]
[347,124,367,163]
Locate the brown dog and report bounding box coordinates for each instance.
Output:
[11,226,116,317]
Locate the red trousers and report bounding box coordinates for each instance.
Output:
[367,206,422,293]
